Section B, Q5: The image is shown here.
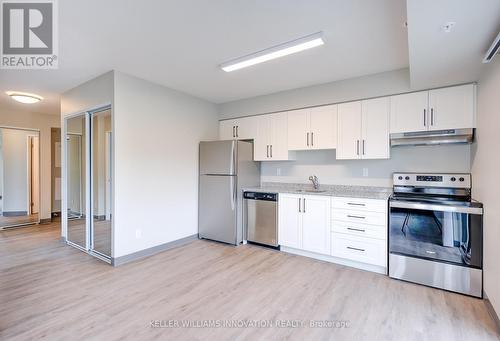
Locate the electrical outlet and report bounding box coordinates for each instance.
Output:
[277,167,281,176]
[135,229,142,238]
[363,168,369,177]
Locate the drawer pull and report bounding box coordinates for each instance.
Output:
[347,215,365,219]
[347,202,365,206]
[347,246,365,252]
[347,227,365,232]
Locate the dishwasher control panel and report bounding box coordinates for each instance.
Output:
[243,191,277,201]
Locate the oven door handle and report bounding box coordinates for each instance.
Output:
[390,200,483,215]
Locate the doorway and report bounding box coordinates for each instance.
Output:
[64,106,113,262]
[0,127,41,229]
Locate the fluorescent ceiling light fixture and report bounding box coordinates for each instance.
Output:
[6,91,43,104]
[221,32,325,72]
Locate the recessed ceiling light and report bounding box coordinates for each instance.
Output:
[6,91,43,104]
[220,32,325,72]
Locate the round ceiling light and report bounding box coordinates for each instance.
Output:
[6,91,43,104]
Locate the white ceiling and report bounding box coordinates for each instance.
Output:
[407,0,500,89]
[0,0,409,115]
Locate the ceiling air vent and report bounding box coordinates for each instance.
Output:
[483,31,500,63]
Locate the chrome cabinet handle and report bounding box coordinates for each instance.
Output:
[266,145,269,158]
[424,109,426,126]
[236,125,239,137]
[431,108,434,126]
[362,139,365,155]
[347,202,365,206]
[311,132,314,146]
[232,126,235,138]
[347,214,365,219]
[347,246,365,252]
[303,198,306,213]
[307,132,309,146]
[347,227,366,232]
[299,198,301,213]
[356,140,360,156]
[270,145,273,158]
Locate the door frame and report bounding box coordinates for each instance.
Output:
[26,134,40,215]
[0,126,41,229]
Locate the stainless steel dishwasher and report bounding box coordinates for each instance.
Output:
[244,191,278,247]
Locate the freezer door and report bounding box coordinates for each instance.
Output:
[199,140,236,175]
[199,175,237,244]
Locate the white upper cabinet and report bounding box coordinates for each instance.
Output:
[287,105,337,150]
[361,97,390,159]
[219,116,258,140]
[390,84,476,134]
[337,99,390,160]
[428,84,475,131]
[337,101,362,159]
[254,112,291,161]
[390,91,428,134]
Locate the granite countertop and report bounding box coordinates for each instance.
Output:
[244,182,392,200]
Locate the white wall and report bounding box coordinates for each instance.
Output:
[219,68,471,186]
[0,110,60,220]
[471,58,500,315]
[113,71,218,258]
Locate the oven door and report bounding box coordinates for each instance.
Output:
[389,200,483,268]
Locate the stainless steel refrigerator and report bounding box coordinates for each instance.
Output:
[199,140,260,245]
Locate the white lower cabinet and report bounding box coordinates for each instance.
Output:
[331,233,387,267]
[278,193,331,255]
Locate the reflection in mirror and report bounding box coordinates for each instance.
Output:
[0,127,40,229]
[66,115,87,248]
[91,109,112,257]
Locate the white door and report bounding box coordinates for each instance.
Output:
[337,101,362,159]
[219,119,236,140]
[278,194,302,248]
[309,105,337,150]
[428,84,475,131]
[390,91,429,133]
[254,115,270,161]
[105,131,112,221]
[268,112,289,160]
[287,109,309,150]
[234,116,258,140]
[361,97,390,159]
[301,195,331,255]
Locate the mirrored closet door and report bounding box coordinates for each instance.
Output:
[64,106,112,262]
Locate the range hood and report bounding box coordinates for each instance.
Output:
[390,128,474,147]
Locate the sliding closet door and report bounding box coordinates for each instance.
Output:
[90,108,112,258]
[66,115,87,249]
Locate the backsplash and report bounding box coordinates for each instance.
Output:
[261,144,472,187]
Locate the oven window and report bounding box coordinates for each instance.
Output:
[389,207,470,265]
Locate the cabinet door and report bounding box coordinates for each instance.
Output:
[278,194,302,249]
[234,116,258,140]
[310,105,337,150]
[269,112,289,160]
[219,120,236,139]
[361,97,390,159]
[254,116,270,161]
[390,91,428,133]
[337,101,362,159]
[301,195,331,255]
[287,109,309,150]
[428,84,475,131]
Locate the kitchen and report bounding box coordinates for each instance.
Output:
[1,1,500,340]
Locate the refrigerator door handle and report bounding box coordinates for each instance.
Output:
[230,176,236,211]
[230,141,235,174]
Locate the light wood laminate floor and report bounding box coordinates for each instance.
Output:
[1,222,498,341]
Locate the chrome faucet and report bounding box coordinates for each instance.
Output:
[309,175,319,190]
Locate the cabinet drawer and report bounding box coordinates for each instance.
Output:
[332,221,387,240]
[331,233,387,267]
[332,197,387,213]
[332,209,386,226]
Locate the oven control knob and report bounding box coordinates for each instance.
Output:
[398,176,403,180]
[450,177,456,182]
[405,176,410,180]
[459,177,465,182]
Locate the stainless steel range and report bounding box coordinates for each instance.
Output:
[388,173,483,297]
